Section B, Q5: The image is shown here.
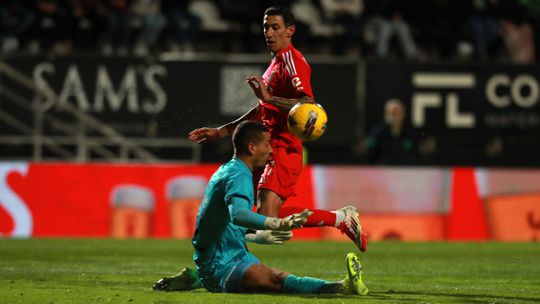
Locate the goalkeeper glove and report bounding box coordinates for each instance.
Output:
[245,230,293,245]
[264,209,313,231]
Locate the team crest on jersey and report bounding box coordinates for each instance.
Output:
[292,77,303,91]
[304,110,318,136]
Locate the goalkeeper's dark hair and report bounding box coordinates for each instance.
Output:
[264,6,296,27]
[233,121,269,156]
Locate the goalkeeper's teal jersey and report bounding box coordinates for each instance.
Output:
[192,157,256,276]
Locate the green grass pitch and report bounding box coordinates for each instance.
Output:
[1,239,539,303]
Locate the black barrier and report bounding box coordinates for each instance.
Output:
[1,56,358,161]
[5,56,539,166]
[365,62,540,167]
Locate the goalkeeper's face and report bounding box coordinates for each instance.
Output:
[252,132,272,170]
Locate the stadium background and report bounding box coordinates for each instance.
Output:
[1,0,540,243]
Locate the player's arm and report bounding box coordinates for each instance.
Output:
[227,196,312,231]
[228,195,268,229]
[266,94,314,111]
[217,104,261,138]
[246,76,314,111]
[188,105,261,143]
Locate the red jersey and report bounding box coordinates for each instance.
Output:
[261,44,313,151]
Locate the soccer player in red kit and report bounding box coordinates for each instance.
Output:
[188,6,366,251]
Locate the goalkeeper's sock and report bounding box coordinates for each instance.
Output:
[278,206,337,227]
[283,274,341,294]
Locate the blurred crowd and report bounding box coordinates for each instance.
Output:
[0,0,538,63]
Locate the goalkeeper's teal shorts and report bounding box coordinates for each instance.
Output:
[200,252,260,293]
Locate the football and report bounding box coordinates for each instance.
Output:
[287,102,328,141]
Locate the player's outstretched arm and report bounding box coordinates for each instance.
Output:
[187,105,261,143]
[267,94,314,111]
[228,196,312,231]
[188,127,222,143]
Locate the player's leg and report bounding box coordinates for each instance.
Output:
[219,252,337,294]
[257,148,338,226]
[259,147,367,251]
[256,188,284,217]
[257,189,349,232]
[278,205,367,252]
[240,264,287,292]
[237,254,368,295]
[240,263,346,294]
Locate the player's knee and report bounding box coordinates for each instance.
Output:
[258,272,285,291]
[269,270,288,287]
[242,265,285,292]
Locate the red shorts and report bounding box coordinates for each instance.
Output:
[255,146,303,199]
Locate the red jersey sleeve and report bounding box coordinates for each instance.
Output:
[282,50,313,98]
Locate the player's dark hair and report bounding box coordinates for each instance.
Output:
[264,6,296,27]
[233,121,269,156]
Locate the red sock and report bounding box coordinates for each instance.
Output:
[278,206,337,227]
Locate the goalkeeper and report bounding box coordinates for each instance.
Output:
[157,121,367,294]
